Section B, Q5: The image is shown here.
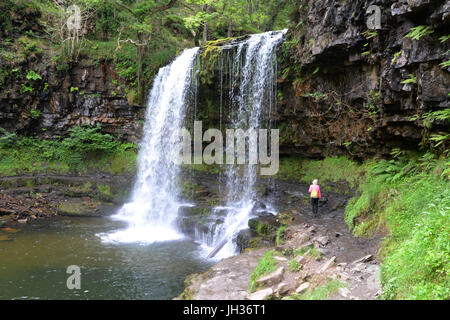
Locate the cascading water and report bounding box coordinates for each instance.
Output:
[199,30,287,258]
[101,47,199,244]
[100,30,286,259]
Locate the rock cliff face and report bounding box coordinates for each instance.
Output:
[1,1,449,158]
[0,7,144,142]
[0,57,145,142]
[276,0,449,158]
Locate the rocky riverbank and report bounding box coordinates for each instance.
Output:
[0,174,134,229]
[1,170,382,300]
[176,173,382,300]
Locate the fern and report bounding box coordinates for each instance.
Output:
[400,74,417,84]
[0,127,19,148]
[362,30,378,39]
[429,133,449,148]
[404,26,434,40]
[423,109,450,122]
[439,60,450,69]
[391,51,402,64]
[439,35,450,43]
[26,70,41,81]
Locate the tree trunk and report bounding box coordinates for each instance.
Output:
[202,4,210,45]
[265,0,287,31]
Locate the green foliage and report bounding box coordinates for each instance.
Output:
[439,60,450,69]
[70,86,79,93]
[184,0,295,39]
[20,83,33,94]
[288,259,302,272]
[94,1,120,39]
[248,250,277,293]
[400,74,417,84]
[391,51,402,65]
[301,91,328,102]
[418,109,450,154]
[1,0,295,103]
[283,280,345,300]
[439,35,450,43]
[17,35,43,54]
[26,70,42,81]
[404,26,434,40]
[61,124,119,156]
[0,125,137,176]
[276,225,287,246]
[366,89,381,115]
[30,109,41,118]
[276,156,364,190]
[0,128,19,148]
[97,183,112,197]
[362,30,378,39]
[345,154,450,299]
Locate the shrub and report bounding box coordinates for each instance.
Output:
[26,70,42,81]
[61,124,119,156]
[345,154,450,299]
[0,125,137,175]
[0,128,19,148]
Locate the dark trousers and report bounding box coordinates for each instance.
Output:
[311,197,319,214]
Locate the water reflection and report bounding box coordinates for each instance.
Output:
[0,217,212,300]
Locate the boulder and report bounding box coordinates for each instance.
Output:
[256,267,285,286]
[314,236,330,246]
[352,254,373,264]
[248,215,279,237]
[338,287,351,298]
[296,254,308,265]
[274,256,288,262]
[295,282,310,294]
[246,288,273,300]
[276,282,289,296]
[306,226,316,234]
[317,256,336,274]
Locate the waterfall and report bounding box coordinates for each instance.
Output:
[100,30,286,258]
[200,30,287,258]
[101,47,200,244]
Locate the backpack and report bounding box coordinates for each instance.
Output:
[311,187,318,198]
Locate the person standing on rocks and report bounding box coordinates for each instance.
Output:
[309,179,321,215]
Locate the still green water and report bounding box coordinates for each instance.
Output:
[0,217,212,300]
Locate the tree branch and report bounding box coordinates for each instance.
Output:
[151,0,178,13]
[114,0,136,16]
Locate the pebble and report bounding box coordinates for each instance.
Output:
[247,288,273,300]
[338,287,351,298]
[295,282,310,294]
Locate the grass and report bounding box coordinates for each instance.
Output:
[288,259,302,272]
[283,280,346,300]
[275,156,365,191]
[276,225,287,246]
[345,154,450,299]
[0,143,137,176]
[293,245,323,261]
[248,250,278,293]
[58,201,86,215]
[0,126,137,176]
[183,155,364,193]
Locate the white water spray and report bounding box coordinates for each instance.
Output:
[201,30,287,258]
[101,47,200,244]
